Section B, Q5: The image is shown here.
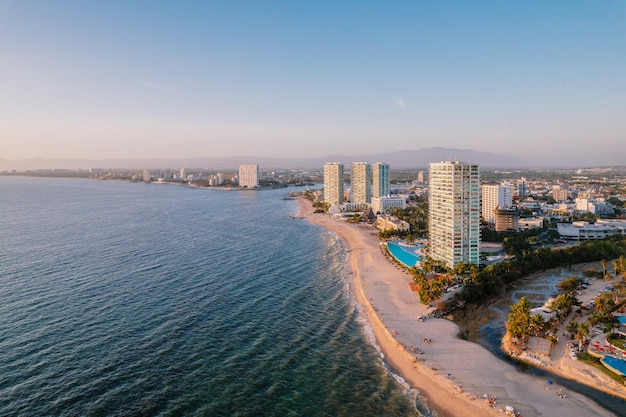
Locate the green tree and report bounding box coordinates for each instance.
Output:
[576,322,589,351]
[507,297,532,341]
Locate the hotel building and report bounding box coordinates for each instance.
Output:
[429,161,480,269]
[372,162,389,198]
[371,195,406,214]
[324,162,344,205]
[481,184,512,224]
[351,162,371,204]
[238,164,259,188]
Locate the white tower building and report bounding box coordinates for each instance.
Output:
[481,184,512,224]
[323,162,344,205]
[238,164,259,188]
[351,162,371,204]
[429,161,481,269]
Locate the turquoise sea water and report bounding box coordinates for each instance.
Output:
[0,177,425,417]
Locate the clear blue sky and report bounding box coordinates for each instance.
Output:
[1,1,625,165]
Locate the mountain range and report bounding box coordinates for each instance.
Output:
[1,147,527,171]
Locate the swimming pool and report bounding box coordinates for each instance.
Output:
[601,356,626,376]
[387,241,423,268]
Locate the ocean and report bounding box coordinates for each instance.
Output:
[0,177,425,417]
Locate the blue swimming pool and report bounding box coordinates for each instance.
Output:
[601,356,626,376]
[617,316,626,325]
[387,241,423,268]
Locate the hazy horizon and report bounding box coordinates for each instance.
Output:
[1,2,625,166]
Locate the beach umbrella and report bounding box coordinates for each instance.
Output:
[505,405,515,412]
[546,380,553,386]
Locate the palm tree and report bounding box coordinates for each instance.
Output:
[594,292,615,314]
[507,297,531,341]
[529,314,546,336]
[601,259,607,278]
[566,320,578,336]
[551,293,576,320]
[576,322,589,351]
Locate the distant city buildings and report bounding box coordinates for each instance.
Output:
[324,162,344,205]
[552,186,569,202]
[372,162,389,198]
[429,161,480,269]
[238,164,259,188]
[351,162,371,204]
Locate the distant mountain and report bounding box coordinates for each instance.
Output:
[0,147,523,171]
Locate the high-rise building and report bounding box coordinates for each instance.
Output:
[481,184,512,224]
[143,169,151,182]
[351,162,371,204]
[516,177,527,197]
[417,171,424,183]
[324,162,344,205]
[238,164,259,188]
[372,162,389,198]
[429,161,481,269]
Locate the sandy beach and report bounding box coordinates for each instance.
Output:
[297,198,617,417]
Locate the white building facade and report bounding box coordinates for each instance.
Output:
[324,162,344,205]
[351,162,371,204]
[371,196,406,214]
[238,164,259,188]
[429,161,481,269]
[482,184,512,224]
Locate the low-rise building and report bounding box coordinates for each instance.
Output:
[557,221,626,240]
[518,217,544,230]
[376,215,410,232]
[371,195,406,214]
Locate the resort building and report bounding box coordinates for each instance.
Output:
[429,161,481,269]
[482,184,512,224]
[557,221,626,240]
[323,162,344,205]
[372,162,390,198]
[238,164,260,188]
[351,162,371,204]
[376,215,410,232]
[371,195,406,214]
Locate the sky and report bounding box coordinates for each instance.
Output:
[1,1,625,165]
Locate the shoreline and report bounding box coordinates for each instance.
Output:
[296,198,617,417]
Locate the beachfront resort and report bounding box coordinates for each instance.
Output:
[300,161,626,416]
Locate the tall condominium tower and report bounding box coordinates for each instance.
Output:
[429,161,480,269]
[372,162,389,198]
[351,162,371,204]
[324,162,344,205]
[238,164,259,188]
[481,184,512,224]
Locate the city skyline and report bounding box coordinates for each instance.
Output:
[2,2,626,166]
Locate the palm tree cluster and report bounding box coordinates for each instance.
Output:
[506,297,547,342]
[463,236,626,303]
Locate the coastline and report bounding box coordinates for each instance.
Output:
[297,198,616,417]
